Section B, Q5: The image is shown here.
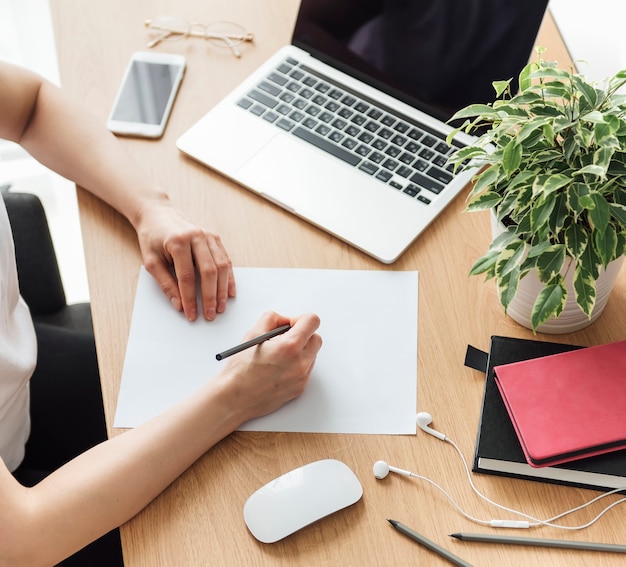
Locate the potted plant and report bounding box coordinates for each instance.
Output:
[447,48,626,333]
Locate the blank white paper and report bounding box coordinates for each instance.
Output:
[114,267,418,434]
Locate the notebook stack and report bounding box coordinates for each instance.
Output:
[465,336,626,492]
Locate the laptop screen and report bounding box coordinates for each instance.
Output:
[293,0,549,122]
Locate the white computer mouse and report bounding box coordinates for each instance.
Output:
[243,459,363,543]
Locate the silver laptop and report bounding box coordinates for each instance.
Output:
[177,0,548,263]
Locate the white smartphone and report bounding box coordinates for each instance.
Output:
[107,51,186,138]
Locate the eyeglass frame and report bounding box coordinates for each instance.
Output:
[144,18,254,58]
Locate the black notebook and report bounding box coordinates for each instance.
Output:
[465,336,626,492]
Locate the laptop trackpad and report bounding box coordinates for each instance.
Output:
[236,133,407,231]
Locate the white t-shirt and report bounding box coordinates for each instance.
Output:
[0,196,36,472]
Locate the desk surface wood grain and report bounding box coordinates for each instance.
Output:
[50,1,626,565]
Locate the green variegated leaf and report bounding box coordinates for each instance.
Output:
[497,266,521,312]
[594,224,618,267]
[449,104,498,121]
[574,164,607,177]
[469,249,500,276]
[493,80,512,98]
[587,192,611,232]
[573,263,596,317]
[466,191,502,211]
[530,193,557,232]
[502,138,522,177]
[495,241,526,278]
[536,245,566,283]
[609,202,626,225]
[564,223,589,258]
[531,279,567,331]
[532,173,572,197]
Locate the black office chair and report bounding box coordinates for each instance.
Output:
[1,188,93,335]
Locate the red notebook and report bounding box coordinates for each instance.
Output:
[493,339,626,468]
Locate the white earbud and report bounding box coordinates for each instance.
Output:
[416,411,446,441]
[373,460,413,479]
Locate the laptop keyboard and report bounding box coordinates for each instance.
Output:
[236,57,464,206]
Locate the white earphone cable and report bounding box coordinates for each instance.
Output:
[444,434,626,530]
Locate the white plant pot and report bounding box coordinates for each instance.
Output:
[491,214,625,334]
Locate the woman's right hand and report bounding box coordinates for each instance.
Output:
[216,311,322,425]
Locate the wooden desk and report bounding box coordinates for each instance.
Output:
[50,2,626,565]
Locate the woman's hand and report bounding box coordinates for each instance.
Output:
[135,200,236,322]
[217,311,323,425]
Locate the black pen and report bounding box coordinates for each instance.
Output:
[388,520,474,567]
[215,324,291,361]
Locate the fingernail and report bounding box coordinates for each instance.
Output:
[205,308,216,321]
[187,308,197,322]
[217,300,227,313]
[170,297,181,311]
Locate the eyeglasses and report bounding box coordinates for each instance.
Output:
[144,18,254,58]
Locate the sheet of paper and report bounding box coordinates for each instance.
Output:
[114,267,418,434]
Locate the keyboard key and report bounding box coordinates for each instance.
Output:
[418,195,432,204]
[399,152,415,165]
[394,122,410,133]
[390,181,403,190]
[435,142,450,154]
[276,104,291,115]
[315,82,331,93]
[356,145,371,157]
[289,110,305,122]
[358,132,374,144]
[248,89,278,108]
[316,124,331,136]
[372,138,387,151]
[433,155,448,168]
[422,135,437,147]
[342,138,358,150]
[364,120,380,133]
[391,134,407,147]
[355,102,369,113]
[305,105,321,116]
[382,158,399,171]
[289,70,304,80]
[338,107,353,119]
[351,114,367,126]
[267,72,288,87]
[345,125,360,137]
[381,115,396,126]
[319,112,334,123]
[376,170,392,182]
[404,183,421,196]
[300,88,314,99]
[419,148,435,160]
[341,95,357,106]
[237,98,253,109]
[332,118,348,129]
[279,92,295,103]
[328,88,343,99]
[293,126,361,166]
[329,130,344,143]
[385,146,401,158]
[303,75,317,87]
[258,81,281,96]
[293,98,307,109]
[426,166,453,184]
[405,142,420,153]
[325,101,340,112]
[367,108,383,120]
[413,159,429,171]
[250,104,265,116]
[359,161,378,175]
[379,128,393,139]
[407,128,423,141]
[302,118,317,129]
[312,95,327,105]
[277,63,292,74]
[369,151,384,163]
[286,81,301,92]
[396,166,412,178]
[263,111,279,123]
[276,118,294,131]
[410,171,444,194]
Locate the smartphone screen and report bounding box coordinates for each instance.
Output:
[108,52,185,138]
